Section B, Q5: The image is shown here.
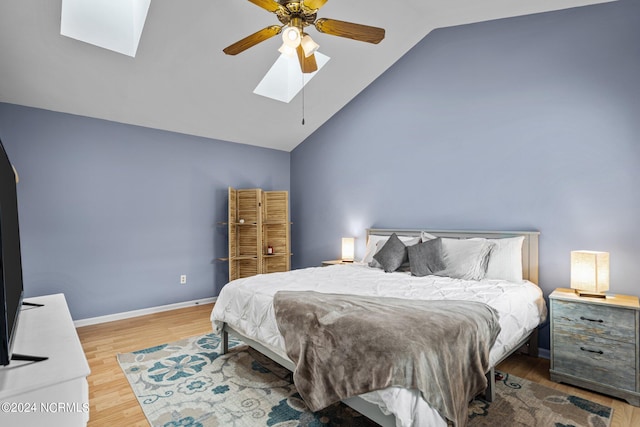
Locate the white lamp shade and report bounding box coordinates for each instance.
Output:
[300,34,319,57]
[341,237,355,262]
[281,26,301,48]
[570,250,610,294]
[278,43,296,57]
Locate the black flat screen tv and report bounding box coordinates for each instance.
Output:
[0,137,24,366]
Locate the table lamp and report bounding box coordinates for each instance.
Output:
[341,237,355,262]
[570,250,609,298]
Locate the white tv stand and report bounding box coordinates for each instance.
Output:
[0,293,90,426]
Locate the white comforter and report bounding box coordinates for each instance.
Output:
[210,264,547,427]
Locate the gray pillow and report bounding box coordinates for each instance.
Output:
[437,238,495,280]
[368,240,387,269]
[372,233,407,273]
[369,236,420,269]
[407,238,446,277]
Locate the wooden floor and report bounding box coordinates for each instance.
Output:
[76,303,215,427]
[77,303,640,427]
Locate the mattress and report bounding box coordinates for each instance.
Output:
[210,263,547,426]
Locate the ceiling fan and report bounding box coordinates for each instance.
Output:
[223,0,385,73]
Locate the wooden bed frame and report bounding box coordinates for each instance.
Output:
[220,228,541,427]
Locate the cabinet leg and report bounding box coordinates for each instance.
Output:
[625,396,640,407]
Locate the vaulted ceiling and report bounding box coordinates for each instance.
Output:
[0,0,613,152]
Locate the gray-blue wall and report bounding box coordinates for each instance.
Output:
[2,1,639,350]
[291,0,640,350]
[0,103,290,320]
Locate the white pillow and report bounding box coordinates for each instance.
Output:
[362,234,421,264]
[438,238,495,280]
[484,236,525,282]
[421,231,437,241]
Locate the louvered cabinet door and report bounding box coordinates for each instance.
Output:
[262,191,290,274]
[228,188,262,280]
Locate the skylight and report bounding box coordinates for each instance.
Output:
[253,52,330,103]
[60,0,150,57]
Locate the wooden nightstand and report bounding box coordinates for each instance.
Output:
[549,288,640,406]
[321,260,352,266]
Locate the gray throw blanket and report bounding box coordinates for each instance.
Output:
[273,291,501,427]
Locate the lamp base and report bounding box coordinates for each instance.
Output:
[574,289,607,298]
[341,260,354,263]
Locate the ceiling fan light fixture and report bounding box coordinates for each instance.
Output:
[300,34,319,57]
[282,25,301,48]
[278,43,296,57]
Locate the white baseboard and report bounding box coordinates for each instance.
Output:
[73,297,217,327]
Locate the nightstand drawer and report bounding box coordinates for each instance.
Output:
[549,289,640,406]
[552,299,636,343]
[553,328,636,391]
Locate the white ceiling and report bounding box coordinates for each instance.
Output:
[0,0,613,152]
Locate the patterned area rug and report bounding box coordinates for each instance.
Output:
[117,333,613,427]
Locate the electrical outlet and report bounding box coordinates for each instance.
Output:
[180,274,187,285]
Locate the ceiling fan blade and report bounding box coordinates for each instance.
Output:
[223,25,282,55]
[303,0,328,10]
[247,0,281,13]
[296,45,318,73]
[315,18,385,44]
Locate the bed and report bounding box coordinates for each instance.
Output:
[210,229,547,427]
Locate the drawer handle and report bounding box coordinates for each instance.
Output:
[580,346,604,355]
[580,316,603,323]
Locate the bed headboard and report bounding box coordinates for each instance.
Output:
[366,229,540,285]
